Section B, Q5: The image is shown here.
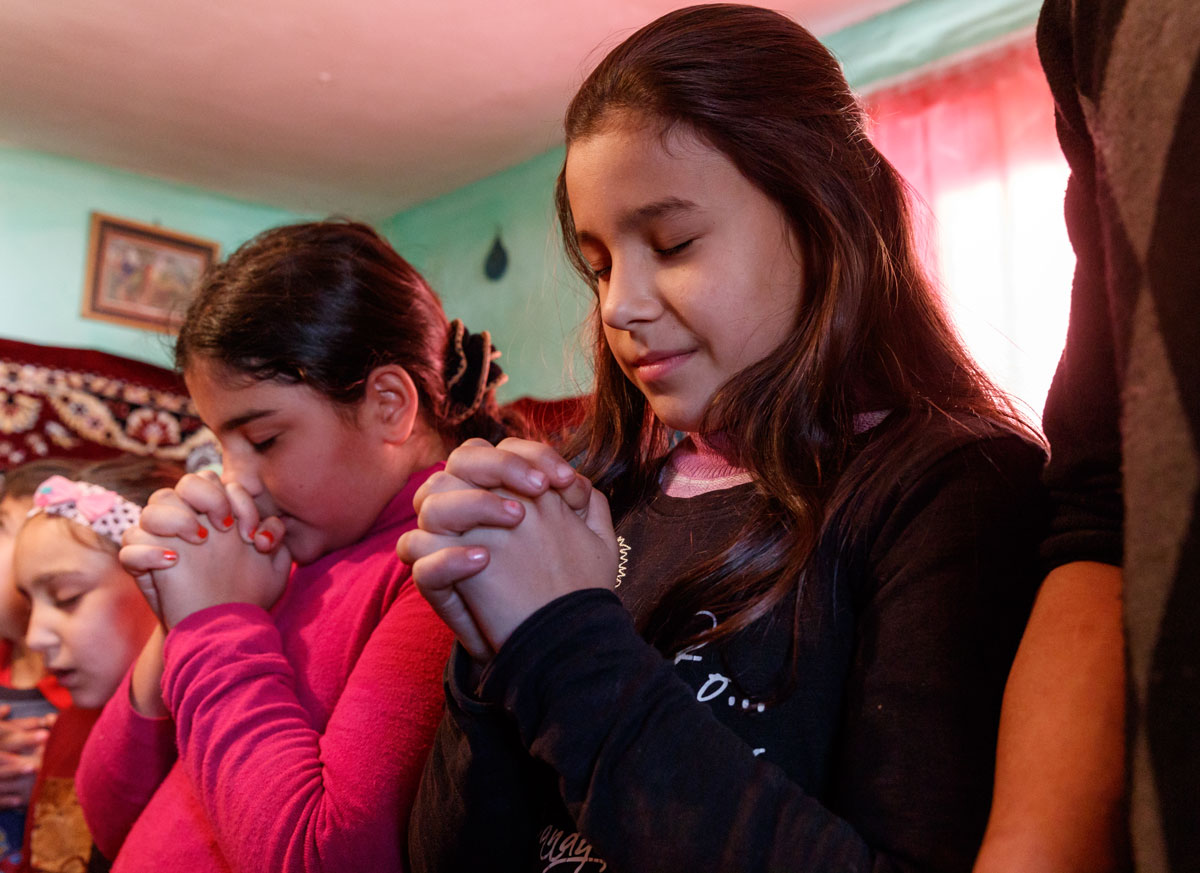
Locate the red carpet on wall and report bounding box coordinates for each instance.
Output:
[0,337,217,472]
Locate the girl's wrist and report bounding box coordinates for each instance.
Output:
[129,626,169,718]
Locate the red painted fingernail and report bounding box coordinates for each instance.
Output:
[256,529,275,547]
[197,526,208,539]
[222,515,234,529]
[162,550,178,562]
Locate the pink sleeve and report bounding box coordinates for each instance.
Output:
[75,670,178,860]
[161,585,451,873]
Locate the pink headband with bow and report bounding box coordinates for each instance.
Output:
[30,475,142,547]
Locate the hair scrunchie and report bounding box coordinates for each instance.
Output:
[443,319,507,426]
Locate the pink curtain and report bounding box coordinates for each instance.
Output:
[866,37,1073,420]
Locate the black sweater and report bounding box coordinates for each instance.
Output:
[409,424,1045,873]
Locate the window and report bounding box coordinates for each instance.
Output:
[867,37,1073,421]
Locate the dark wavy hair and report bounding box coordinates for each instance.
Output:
[176,220,519,445]
[557,4,1034,656]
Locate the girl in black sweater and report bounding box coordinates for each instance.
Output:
[400,6,1046,871]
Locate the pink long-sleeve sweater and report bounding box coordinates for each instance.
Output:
[76,464,453,872]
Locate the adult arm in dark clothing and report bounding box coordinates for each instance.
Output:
[414,436,1043,873]
[1036,0,1123,573]
[974,5,1127,871]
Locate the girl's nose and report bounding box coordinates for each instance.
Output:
[599,260,661,331]
[24,602,57,655]
[219,448,262,497]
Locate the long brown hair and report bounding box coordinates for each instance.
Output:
[557,5,1033,656]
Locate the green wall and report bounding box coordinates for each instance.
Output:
[827,0,1040,89]
[381,147,591,403]
[0,147,306,369]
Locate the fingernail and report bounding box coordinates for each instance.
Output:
[556,463,573,480]
[197,526,208,539]
[162,550,179,563]
[527,470,547,489]
[502,499,522,517]
[221,515,234,529]
[256,529,275,547]
[466,548,487,562]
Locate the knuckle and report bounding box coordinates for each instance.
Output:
[148,487,176,505]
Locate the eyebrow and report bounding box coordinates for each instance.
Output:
[577,197,701,244]
[18,570,86,596]
[217,409,275,434]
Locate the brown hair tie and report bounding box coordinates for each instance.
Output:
[443,319,507,425]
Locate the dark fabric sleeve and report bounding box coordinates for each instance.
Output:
[477,436,1045,873]
[407,644,549,873]
[1036,0,1124,570]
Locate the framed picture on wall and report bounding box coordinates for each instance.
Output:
[82,212,219,333]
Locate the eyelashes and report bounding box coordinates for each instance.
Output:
[587,238,696,281]
[656,239,693,257]
[249,436,277,453]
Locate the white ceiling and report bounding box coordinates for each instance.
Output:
[0,0,909,220]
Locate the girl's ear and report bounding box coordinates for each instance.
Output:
[363,365,422,444]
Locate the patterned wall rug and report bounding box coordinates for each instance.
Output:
[0,337,217,472]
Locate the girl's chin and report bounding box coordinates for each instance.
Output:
[69,682,116,710]
[649,407,705,434]
[286,532,325,566]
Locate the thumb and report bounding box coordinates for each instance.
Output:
[252,517,286,555]
[271,543,294,578]
[582,488,615,544]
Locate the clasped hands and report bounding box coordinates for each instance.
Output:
[0,706,52,810]
[119,471,291,628]
[398,438,619,663]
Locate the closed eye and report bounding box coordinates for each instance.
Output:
[249,436,277,453]
[53,593,83,611]
[655,239,693,257]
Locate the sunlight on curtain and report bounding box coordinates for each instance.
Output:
[866,37,1074,423]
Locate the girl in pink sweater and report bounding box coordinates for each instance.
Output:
[76,221,517,872]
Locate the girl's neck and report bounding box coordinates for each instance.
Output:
[660,433,753,498]
[656,412,891,499]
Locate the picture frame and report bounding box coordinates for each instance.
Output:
[82,212,219,333]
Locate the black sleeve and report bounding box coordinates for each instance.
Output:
[407,645,549,873]
[1036,0,1124,570]
[476,436,1045,873]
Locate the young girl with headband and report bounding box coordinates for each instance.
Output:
[401,5,1046,871]
[12,457,181,873]
[0,459,80,873]
[74,220,516,872]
